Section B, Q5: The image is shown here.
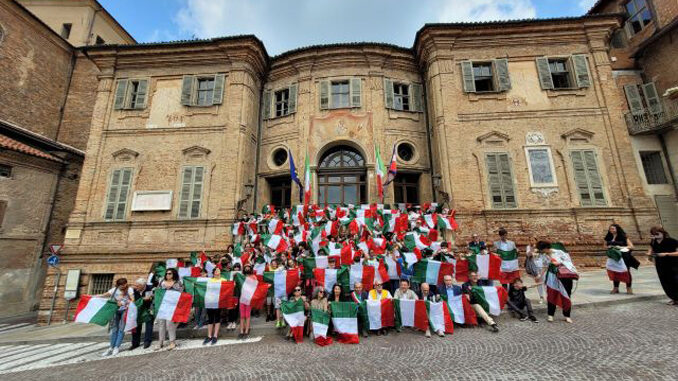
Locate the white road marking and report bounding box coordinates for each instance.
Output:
[0,345,25,356]
[0,344,51,362]
[0,343,72,371]
[0,323,32,334]
[0,345,34,359]
[6,342,109,373]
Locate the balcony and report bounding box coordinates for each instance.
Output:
[625,97,678,135]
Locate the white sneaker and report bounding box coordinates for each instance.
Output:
[425,329,431,338]
[112,347,120,356]
[437,330,445,337]
[102,348,112,357]
[547,316,554,322]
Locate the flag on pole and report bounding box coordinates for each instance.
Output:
[374,143,387,203]
[303,152,312,215]
[394,299,429,331]
[73,295,118,326]
[330,302,360,344]
[281,298,306,343]
[311,308,333,346]
[383,144,398,186]
[289,149,303,202]
[470,286,508,316]
[154,289,193,323]
[366,299,395,330]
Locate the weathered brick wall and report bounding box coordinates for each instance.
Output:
[639,27,678,94]
[653,0,678,28]
[0,1,72,139]
[58,54,100,151]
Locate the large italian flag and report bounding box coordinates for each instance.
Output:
[366,299,395,330]
[412,259,454,285]
[496,249,521,284]
[437,212,459,231]
[182,276,210,297]
[426,301,454,334]
[545,264,571,311]
[193,280,235,309]
[349,264,375,291]
[457,253,501,282]
[74,295,118,326]
[470,286,508,316]
[236,274,271,309]
[154,289,193,323]
[394,299,428,331]
[403,232,430,251]
[330,302,360,344]
[268,218,284,235]
[606,248,630,284]
[263,234,288,253]
[177,266,201,281]
[313,267,349,293]
[263,269,300,300]
[311,308,333,346]
[443,286,477,325]
[281,298,306,343]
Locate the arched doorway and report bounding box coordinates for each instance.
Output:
[317,145,367,205]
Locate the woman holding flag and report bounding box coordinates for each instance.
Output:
[285,286,308,341]
[98,278,134,357]
[538,241,577,323]
[603,224,637,295]
[155,268,183,351]
[203,267,224,346]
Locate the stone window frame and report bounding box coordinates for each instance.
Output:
[113,78,150,110]
[268,145,290,170]
[524,145,558,188]
[384,78,424,113]
[460,59,511,94]
[319,77,362,111]
[395,139,419,165]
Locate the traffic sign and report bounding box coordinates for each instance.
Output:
[47,255,60,267]
[49,244,62,255]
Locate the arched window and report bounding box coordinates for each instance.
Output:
[317,145,366,205]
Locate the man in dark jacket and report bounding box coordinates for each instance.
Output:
[131,277,155,350]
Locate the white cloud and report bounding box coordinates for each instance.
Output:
[578,0,598,12]
[171,0,540,55]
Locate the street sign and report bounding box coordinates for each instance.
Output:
[49,244,62,255]
[64,269,81,300]
[47,254,60,267]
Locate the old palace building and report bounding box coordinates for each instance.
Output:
[1,1,676,322]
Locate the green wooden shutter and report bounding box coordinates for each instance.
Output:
[624,21,635,40]
[498,153,517,208]
[412,83,424,112]
[262,90,271,119]
[114,79,128,110]
[384,78,394,109]
[179,166,204,219]
[535,57,554,90]
[181,75,194,106]
[571,150,606,206]
[178,167,193,218]
[212,74,225,105]
[571,55,591,88]
[583,150,606,206]
[288,83,298,114]
[350,78,361,108]
[134,79,148,109]
[105,168,132,220]
[641,82,663,115]
[493,59,511,92]
[460,61,476,93]
[319,80,330,110]
[624,84,644,116]
[104,169,121,219]
[486,153,516,209]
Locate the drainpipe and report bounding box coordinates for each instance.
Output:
[658,133,678,201]
[421,67,437,204]
[252,76,265,212]
[55,51,77,143]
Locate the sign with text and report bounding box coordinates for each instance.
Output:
[131,191,173,211]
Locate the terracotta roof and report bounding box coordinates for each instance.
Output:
[0,133,63,162]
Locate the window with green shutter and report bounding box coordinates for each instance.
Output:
[535,56,590,90]
[485,153,517,209]
[113,79,149,110]
[104,168,133,220]
[570,150,606,206]
[178,166,204,219]
[460,59,511,93]
[180,74,225,107]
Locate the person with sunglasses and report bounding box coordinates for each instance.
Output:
[367,280,392,336]
[309,286,328,340]
[285,286,309,341]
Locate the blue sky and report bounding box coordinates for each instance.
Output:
[101,0,599,55]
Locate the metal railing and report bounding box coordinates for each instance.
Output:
[624,97,678,135]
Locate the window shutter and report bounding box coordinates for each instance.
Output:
[350,78,362,108]
[287,83,298,114]
[570,151,592,206]
[178,167,193,218]
[460,61,476,93]
[212,74,225,105]
[498,153,517,208]
[624,22,635,40]
[535,57,554,90]
[105,169,121,219]
[106,168,132,220]
[384,78,394,109]
[262,90,271,120]
[116,168,132,220]
[319,80,330,110]
[493,59,511,92]
[583,151,606,206]
[181,75,194,106]
[641,82,663,115]
[191,167,204,218]
[571,150,605,207]
[411,83,424,112]
[571,55,591,88]
[134,79,149,109]
[624,84,644,116]
[486,153,516,209]
[114,79,128,110]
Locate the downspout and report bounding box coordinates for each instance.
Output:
[421,62,437,204]
[252,75,265,213]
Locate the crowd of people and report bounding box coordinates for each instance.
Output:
[92,204,678,356]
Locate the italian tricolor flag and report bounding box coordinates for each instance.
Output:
[404,232,430,251]
[281,298,306,343]
[444,287,477,325]
[311,308,333,346]
[426,301,454,334]
[74,295,117,326]
[394,299,428,331]
[303,152,312,215]
[470,286,508,316]
[330,302,360,344]
[154,289,193,323]
[496,249,521,284]
[375,144,387,202]
[437,211,459,231]
[123,299,143,332]
[263,269,300,300]
[302,255,340,278]
[349,264,375,291]
[413,259,454,285]
[193,280,235,309]
[268,218,284,235]
[545,264,571,311]
[237,274,271,309]
[606,248,630,284]
[177,266,201,281]
[457,253,501,282]
[366,299,395,330]
[313,267,349,293]
[263,234,288,253]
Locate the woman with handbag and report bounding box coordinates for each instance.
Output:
[603,224,637,295]
[537,241,577,323]
[525,236,549,304]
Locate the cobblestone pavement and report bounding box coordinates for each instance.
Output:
[1,300,676,380]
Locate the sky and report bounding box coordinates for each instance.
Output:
[100,0,600,56]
